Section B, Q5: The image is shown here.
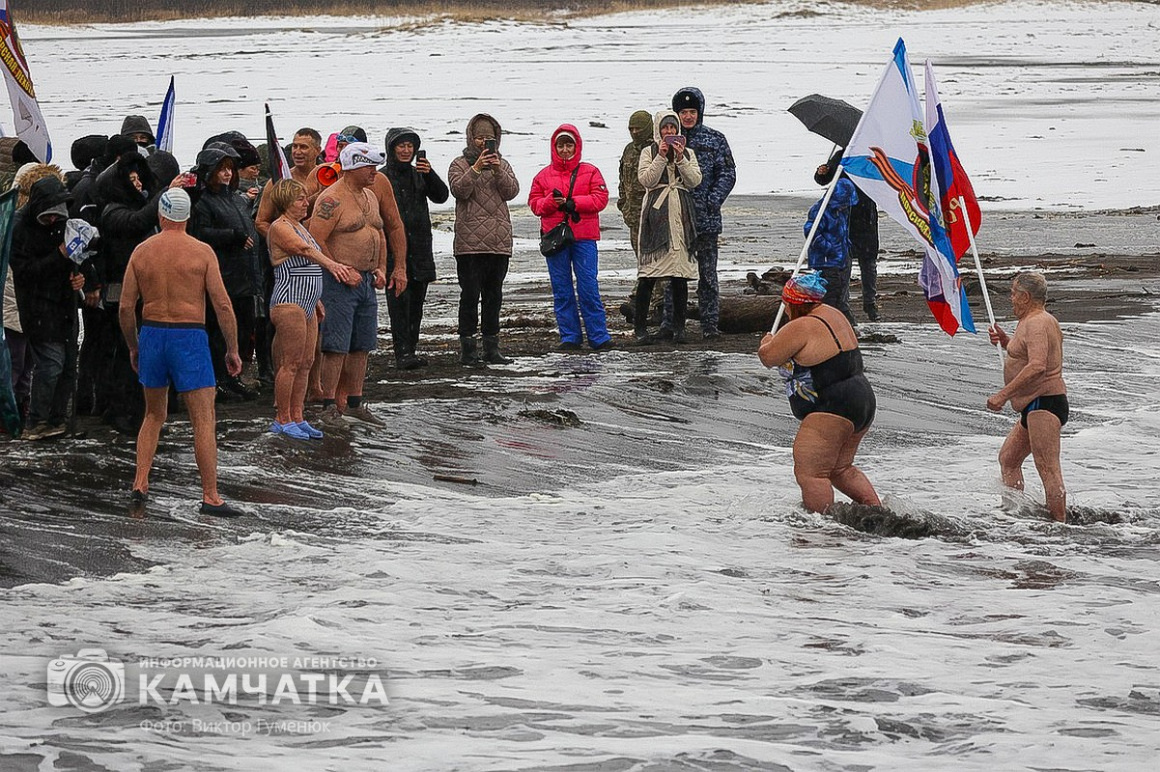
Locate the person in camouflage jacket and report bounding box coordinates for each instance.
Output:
[617,110,653,256]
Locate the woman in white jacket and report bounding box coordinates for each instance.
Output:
[634,110,702,344]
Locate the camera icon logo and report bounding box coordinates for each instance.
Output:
[47,649,126,713]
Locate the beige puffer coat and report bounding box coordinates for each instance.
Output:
[448,114,520,257]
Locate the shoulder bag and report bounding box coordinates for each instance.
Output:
[539,166,581,257]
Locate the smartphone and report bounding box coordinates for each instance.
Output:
[416,149,427,161]
[664,135,681,146]
[484,139,498,154]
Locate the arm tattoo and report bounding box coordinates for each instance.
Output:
[316,198,339,221]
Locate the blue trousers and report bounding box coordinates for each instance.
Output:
[545,239,610,348]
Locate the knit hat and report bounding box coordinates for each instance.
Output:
[782,273,828,305]
[555,130,576,144]
[159,188,191,223]
[339,142,385,170]
[658,114,680,132]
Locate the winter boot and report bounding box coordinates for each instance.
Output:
[459,336,484,368]
[482,335,510,365]
[395,344,423,371]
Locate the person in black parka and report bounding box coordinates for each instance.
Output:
[94,148,165,433]
[188,146,261,398]
[10,177,97,439]
[380,127,449,369]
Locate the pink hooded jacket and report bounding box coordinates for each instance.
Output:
[527,124,608,242]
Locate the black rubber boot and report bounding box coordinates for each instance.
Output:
[482,335,510,365]
[459,336,484,368]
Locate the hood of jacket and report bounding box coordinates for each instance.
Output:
[385,127,421,155]
[26,176,72,223]
[14,163,65,210]
[463,114,503,163]
[120,115,156,145]
[194,147,239,192]
[549,124,583,172]
[204,131,260,168]
[629,110,653,148]
[95,150,157,208]
[147,150,180,189]
[652,110,683,145]
[671,86,706,128]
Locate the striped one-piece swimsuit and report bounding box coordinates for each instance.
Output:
[270,221,324,319]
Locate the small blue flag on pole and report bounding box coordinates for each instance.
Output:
[156,76,175,153]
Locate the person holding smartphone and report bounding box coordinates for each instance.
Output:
[380,127,449,369]
[447,114,520,366]
[528,125,613,352]
[633,111,701,344]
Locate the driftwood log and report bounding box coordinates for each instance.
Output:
[618,268,791,333]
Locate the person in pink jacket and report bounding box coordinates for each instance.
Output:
[528,125,613,351]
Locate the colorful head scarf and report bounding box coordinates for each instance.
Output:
[782,272,828,305]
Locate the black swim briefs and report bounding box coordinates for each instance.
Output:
[1020,393,1069,429]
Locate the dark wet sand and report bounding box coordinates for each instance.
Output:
[2,196,1158,588]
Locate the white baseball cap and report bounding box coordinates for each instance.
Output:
[158,188,191,222]
[339,142,385,171]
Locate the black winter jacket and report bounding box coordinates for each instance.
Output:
[96,152,162,290]
[187,147,261,299]
[380,127,448,282]
[11,178,95,343]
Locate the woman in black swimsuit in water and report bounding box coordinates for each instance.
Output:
[758,273,881,513]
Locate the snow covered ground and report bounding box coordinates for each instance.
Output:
[17,0,1160,210]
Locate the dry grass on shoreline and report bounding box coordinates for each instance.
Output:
[16,0,1003,25]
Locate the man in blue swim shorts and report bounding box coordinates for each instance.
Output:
[119,188,245,517]
[987,272,1069,523]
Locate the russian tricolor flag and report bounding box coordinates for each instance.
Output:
[924,61,981,261]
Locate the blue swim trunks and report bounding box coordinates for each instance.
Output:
[138,321,216,393]
[320,269,379,353]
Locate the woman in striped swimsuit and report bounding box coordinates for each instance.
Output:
[266,179,357,439]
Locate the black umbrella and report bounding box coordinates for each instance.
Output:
[788,94,863,148]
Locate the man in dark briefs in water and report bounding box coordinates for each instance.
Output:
[987,271,1068,522]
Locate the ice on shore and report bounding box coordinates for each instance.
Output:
[16,0,1160,210]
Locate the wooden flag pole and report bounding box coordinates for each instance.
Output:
[958,194,1004,370]
[770,170,844,332]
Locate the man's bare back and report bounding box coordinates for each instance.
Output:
[1002,309,1066,412]
[123,230,228,323]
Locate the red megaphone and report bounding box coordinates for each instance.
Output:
[316,162,341,187]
